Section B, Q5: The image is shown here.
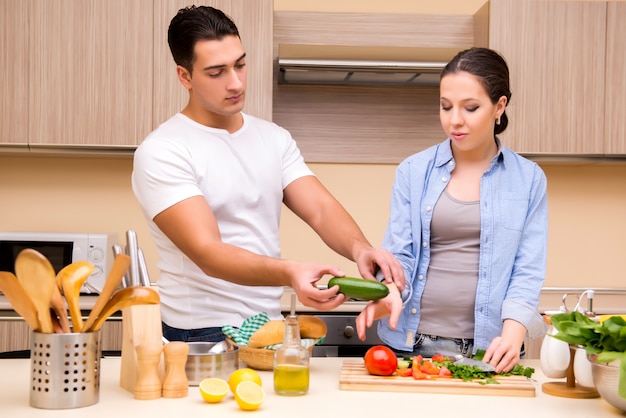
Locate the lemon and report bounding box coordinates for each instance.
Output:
[234,381,265,411]
[227,368,262,394]
[198,377,229,403]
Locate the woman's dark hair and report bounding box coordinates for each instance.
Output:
[441,47,511,135]
[167,6,240,74]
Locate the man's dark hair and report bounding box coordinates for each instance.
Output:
[167,5,240,74]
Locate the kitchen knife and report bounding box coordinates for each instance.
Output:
[445,353,496,372]
[125,230,140,287]
[112,244,129,288]
[137,248,152,287]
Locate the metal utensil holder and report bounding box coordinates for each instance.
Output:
[29,330,102,409]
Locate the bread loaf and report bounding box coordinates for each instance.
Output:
[298,315,327,339]
[247,316,327,348]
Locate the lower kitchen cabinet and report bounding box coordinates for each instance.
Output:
[0,312,123,357]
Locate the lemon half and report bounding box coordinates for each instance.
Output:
[199,377,229,403]
[234,381,265,411]
[227,368,262,394]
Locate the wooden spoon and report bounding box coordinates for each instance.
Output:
[85,286,160,332]
[82,253,130,332]
[14,249,56,333]
[57,261,94,332]
[0,272,41,331]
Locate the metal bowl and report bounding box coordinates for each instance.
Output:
[589,355,626,412]
[185,341,239,386]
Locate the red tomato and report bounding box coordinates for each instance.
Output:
[364,345,398,376]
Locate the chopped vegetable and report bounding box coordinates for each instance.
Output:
[394,352,535,384]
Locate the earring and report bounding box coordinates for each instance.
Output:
[496,116,501,125]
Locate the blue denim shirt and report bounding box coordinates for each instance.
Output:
[377,138,548,352]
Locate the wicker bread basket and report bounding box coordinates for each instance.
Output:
[226,338,314,371]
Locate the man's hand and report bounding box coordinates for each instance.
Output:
[288,262,347,311]
[354,247,406,292]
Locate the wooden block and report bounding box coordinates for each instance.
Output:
[120,303,164,393]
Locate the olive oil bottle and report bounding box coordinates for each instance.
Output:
[273,297,310,396]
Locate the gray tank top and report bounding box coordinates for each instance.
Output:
[417,189,480,339]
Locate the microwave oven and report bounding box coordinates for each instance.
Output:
[0,231,117,294]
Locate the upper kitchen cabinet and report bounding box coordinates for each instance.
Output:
[487,0,625,156]
[273,10,487,163]
[0,0,272,150]
[153,0,273,126]
[0,0,28,146]
[605,1,626,154]
[28,0,154,148]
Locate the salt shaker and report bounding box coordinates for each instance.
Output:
[162,341,190,398]
[134,343,163,400]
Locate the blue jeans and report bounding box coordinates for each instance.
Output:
[162,322,225,343]
[394,334,474,358]
[392,333,526,359]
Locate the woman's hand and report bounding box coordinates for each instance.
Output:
[482,319,527,373]
[355,283,403,341]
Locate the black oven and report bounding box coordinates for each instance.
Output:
[308,313,384,357]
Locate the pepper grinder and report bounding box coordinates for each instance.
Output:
[134,343,163,400]
[162,341,190,398]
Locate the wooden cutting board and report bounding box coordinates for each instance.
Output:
[339,360,536,397]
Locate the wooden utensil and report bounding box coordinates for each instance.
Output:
[0,272,41,331]
[58,261,94,332]
[339,360,536,397]
[50,286,71,333]
[14,249,56,333]
[85,286,160,332]
[82,253,130,332]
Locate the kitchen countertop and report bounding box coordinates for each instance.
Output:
[0,357,623,417]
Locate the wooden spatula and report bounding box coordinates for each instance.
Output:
[85,286,160,332]
[0,272,41,331]
[58,261,94,332]
[14,249,56,333]
[82,253,130,332]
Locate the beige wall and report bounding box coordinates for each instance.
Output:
[1,155,625,289]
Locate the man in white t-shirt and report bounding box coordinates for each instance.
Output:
[131,5,405,342]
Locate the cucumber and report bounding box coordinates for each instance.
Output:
[327,277,389,301]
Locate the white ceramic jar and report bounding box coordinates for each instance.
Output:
[539,325,571,379]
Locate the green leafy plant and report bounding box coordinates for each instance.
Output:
[550,311,626,398]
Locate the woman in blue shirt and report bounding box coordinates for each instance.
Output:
[356,48,548,373]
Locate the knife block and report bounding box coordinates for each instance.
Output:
[120,303,165,393]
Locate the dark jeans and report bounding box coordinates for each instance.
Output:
[162,322,226,343]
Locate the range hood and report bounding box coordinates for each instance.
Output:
[278,58,446,87]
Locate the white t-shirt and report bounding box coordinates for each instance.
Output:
[131,112,314,329]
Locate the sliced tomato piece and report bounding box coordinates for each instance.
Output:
[412,369,428,380]
[438,365,452,377]
[419,360,440,375]
[431,353,445,363]
[397,368,413,377]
